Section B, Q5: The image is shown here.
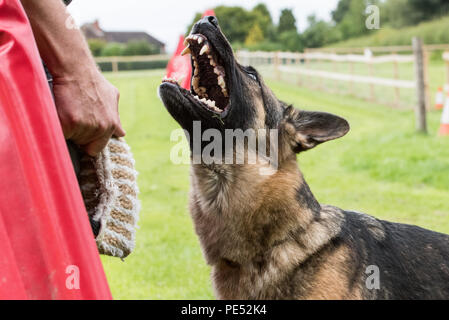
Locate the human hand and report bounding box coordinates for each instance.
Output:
[53,70,126,156]
[19,0,125,156]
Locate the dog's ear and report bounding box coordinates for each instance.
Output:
[282,106,350,153]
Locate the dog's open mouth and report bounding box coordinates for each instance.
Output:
[162,33,230,115]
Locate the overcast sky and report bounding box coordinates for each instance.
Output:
[68,0,339,53]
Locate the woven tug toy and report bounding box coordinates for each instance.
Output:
[79,137,140,259]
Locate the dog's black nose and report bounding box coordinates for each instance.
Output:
[196,16,219,29]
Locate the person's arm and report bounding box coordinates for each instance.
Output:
[20,0,125,156]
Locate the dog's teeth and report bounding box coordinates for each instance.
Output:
[181,45,191,56]
[214,67,220,75]
[202,98,220,112]
[206,100,217,110]
[218,75,228,94]
[200,45,209,56]
[210,59,216,67]
[222,88,228,97]
[198,37,203,44]
[192,76,199,89]
[193,35,198,41]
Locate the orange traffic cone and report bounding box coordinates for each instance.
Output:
[439,93,449,136]
[435,87,444,110]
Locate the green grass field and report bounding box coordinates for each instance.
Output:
[100,68,449,300]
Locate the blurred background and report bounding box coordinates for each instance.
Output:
[68,0,449,299]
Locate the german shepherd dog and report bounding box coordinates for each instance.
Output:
[159,16,449,299]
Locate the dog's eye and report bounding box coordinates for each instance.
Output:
[248,73,257,81]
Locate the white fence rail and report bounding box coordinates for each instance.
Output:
[236,47,427,111]
[237,51,415,64]
[278,66,415,89]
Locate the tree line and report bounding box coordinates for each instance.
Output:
[88,39,161,57]
[185,0,449,52]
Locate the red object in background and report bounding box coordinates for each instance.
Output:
[0,0,111,299]
[439,93,449,136]
[202,9,215,17]
[165,9,215,90]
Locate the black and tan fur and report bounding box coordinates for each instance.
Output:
[159,16,449,299]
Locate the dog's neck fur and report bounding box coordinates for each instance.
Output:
[189,155,345,299]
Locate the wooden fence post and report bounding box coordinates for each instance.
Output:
[423,49,431,110]
[111,57,119,73]
[297,56,303,86]
[274,51,280,81]
[445,51,449,86]
[368,61,375,102]
[349,61,354,96]
[304,49,310,89]
[392,51,400,107]
[446,54,449,85]
[412,37,428,133]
